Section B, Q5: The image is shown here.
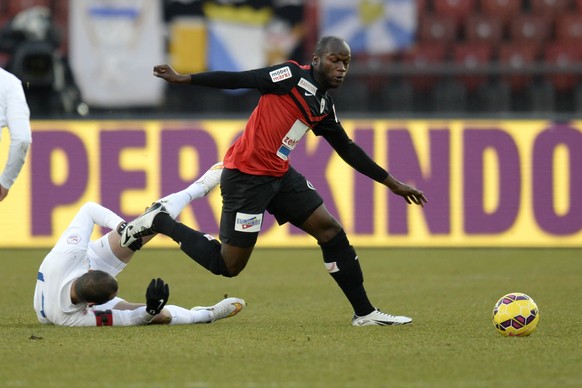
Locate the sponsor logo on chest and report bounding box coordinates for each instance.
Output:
[298,77,326,113]
[298,77,317,95]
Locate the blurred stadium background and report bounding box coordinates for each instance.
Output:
[1,0,580,248]
[3,0,582,117]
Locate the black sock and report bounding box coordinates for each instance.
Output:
[153,213,232,277]
[319,229,374,316]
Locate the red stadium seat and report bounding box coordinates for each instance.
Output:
[0,0,9,26]
[464,13,504,44]
[7,0,50,18]
[416,0,430,17]
[418,14,458,43]
[555,14,582,42]
[401,42,448,91]
[480,0,523,27]
[50,0,69,55]
[498,42,540,91]
[530,0,572,17]
[509,13,551,57]
[0,53,9,68]
[543,42,582,92]
[510,14,552,43]
[433,0,477,22]
[0,14,10,30]
[452,42,494,92]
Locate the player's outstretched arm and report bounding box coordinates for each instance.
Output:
[382,174,428,207]
[154,63,279,90]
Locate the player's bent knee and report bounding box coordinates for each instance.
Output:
[222,258,248,277]
[224,264,243,277]
[221,245,252,277]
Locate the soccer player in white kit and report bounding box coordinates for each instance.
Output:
[33,163,245,327]
[0,67,32,202]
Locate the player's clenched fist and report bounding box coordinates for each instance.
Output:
[153,64,190,84]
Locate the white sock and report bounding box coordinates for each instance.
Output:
[158,183,206,219]
[190,308,212,323]
[165,305,211,324]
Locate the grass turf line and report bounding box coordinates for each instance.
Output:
[1,248,581,387]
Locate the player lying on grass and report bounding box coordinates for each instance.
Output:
[33,163,245,327]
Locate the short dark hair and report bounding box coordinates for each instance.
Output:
[314,36,344,57]
[74,270,118,305]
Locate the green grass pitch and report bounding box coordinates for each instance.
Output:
[1,247,581,387]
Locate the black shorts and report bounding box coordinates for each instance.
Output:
[219,167,323,248]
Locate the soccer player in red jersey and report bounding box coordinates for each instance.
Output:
[124,36,427,326]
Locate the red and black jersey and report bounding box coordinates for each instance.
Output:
[189,61,389,182]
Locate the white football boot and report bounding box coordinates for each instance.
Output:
[191,297,246,323]
[196,162,224,196]
[351,309,413,326]
[120,202,168,247]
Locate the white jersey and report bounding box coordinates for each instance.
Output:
[0,67,32,189]
[33,202,153,326]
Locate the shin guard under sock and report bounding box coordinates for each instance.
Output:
[319,229,374,316]
[154,213,232,277]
